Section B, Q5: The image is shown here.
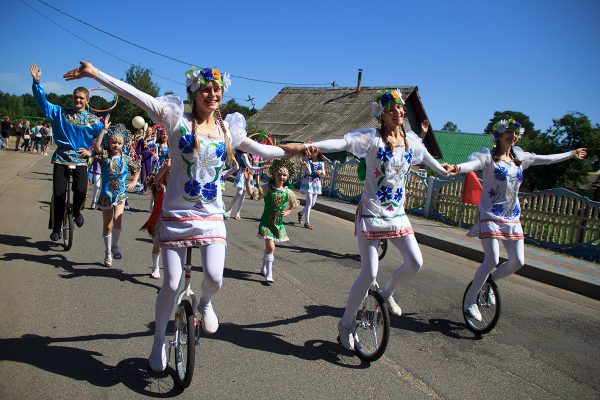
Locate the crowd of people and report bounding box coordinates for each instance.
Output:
[0,116,53,154]
[23,60,586,371]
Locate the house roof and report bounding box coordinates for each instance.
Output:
[433,130,494,165]
[248,86,442,158]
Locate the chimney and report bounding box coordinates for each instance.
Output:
[356,69,363,93]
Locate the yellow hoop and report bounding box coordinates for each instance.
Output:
[88,86,119,113]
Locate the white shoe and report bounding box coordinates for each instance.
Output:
[199,303,219,334]
[337,321,355,351]
[148,341,166,372]
[465,303,483,322]
[104,253,113,267]
[385,295,402,317]
[150,268,160,279]
[487,289,496,305]
[265,274,274,285]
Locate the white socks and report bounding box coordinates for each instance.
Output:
[103,233,112,255]
[151,252,160,278]
[265,253,274,283]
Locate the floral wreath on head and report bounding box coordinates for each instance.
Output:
[185,66,231,97]
[268,159,296,185]
[101,123,131,150]
[371,89,406,118]
[492,118,525,139]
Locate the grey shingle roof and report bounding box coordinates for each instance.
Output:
[248,86,441,158]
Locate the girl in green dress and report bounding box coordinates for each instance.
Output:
[258,159,299,284]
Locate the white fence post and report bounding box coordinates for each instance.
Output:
[423,176,437,218]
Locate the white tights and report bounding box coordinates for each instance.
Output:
[301,192,318,224]
[227,187,246,217]
[91,174,101,205]
[465,238,525,305]
[341,230,423,326]
[153,244,226,344]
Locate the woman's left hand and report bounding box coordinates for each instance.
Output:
[282,209,292,217]
[126,182,137,191]
[573,148,587,160]
[421,119,430,135]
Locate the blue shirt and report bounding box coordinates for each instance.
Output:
[32,81,103,165]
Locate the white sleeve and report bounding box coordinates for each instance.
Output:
[237,137,286,158]
[455,159,483,174]
[513,146,573,169]
[224,112,247,149]
[421,152,448,175]
[312,128,376,157]
[406,131,427,164]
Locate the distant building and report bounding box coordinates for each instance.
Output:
[433,130,494,165]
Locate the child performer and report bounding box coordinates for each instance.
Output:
[92,116,140,267]
[447,119,587,321]
[258,159,299,284]
[281,89,450,351]
[297,151,325,229]
[225,151,262,220]
[64,61,297,372]
[136,125,156,194]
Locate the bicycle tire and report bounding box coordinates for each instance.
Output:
[462,277,501,334]
[377,239,388,261]
[354,289,390,362]
[174,299,196,389]
[62,208,74,251]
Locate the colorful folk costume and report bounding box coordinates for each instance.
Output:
[32,80,104,236]
[307,89,449,350]
[298,157,325,228]
[90,65,287,372]
[136,133,156,193]
[455,119,580,321]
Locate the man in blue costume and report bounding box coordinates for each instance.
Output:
[30,64,104,242]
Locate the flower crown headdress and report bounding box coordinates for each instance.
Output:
[268,159,296,184]
[101,123,131,150]
[492,118,525,139]
[185,66,231,95]
[371,89,406,118]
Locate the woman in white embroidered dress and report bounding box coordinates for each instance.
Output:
[282,89,449,351]
[64,61,291,371]
[448,119,586,321]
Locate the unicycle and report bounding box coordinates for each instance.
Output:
[462,277,500,334]
[377,239,388,261]
[61,164,76,251]
[339,283,391,362]
[168,247,200,389]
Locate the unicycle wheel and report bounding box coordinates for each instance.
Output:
[353,289,390,362]
[462,278,501,334]
[173,299,196,388]
[62,210,74,251]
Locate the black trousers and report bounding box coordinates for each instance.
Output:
[49,164,88,231]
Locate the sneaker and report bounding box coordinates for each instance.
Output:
[104,253,113,268]
[297,212,303,224]
[111,246,122,260]
[74,213,84,228]
[337,321,355,351]
[487,289,496,305]
[148,341,167,372]
[50,230,61,242]
[465,303,482,322]
[385,294,403,317]
[304,223,313,230]
[265,274,274,285]
[199,303,219,334]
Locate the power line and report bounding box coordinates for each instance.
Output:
[18,0,249,103]
[34,0,334,87]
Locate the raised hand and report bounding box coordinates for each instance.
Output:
[421,119,430,135]
[572,148,587,160]
[30,64,41,82]
[63,61,99,81]
[103,114,111,130]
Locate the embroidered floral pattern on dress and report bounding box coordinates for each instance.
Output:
[64,111,100,127]
[202,182,218,201]
[184,179,202,197]
[377,146,393,162]
[377,186,393,202]
[179,133,195,154]
[511,204,521,218]
[491,203,504,216]
[493,165,509,181]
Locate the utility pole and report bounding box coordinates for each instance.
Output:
[246,95,256,109]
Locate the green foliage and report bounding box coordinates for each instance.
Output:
[441,121,459,132]
[483,110,538,138]
[221,99,257,119]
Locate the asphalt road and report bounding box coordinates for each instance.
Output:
[0,153,599,399]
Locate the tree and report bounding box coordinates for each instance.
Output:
[220,99,257,120]
[441,121,458,132]
[108,65,160,129]
[483,110,538,138]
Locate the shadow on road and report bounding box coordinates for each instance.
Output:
[0,329,183,397]
[276,243,360,261]
[390,312,481,341]
[209,304,369,369]
[0,250,160,291]
[0,234,54,252]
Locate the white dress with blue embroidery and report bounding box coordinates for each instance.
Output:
[95,70,285,248]
[457,147,573,240]
[300,160,324,195]
[312,128,447,240]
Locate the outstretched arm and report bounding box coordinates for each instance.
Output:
[238,137,286,158]
[93,115,111,155]
[30,64,61,120]
[529,148,587,166]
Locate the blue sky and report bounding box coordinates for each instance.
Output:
[1,0,599,133]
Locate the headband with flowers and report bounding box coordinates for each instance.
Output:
[268,159,296,184]
[370,89,406,118]
[492,118,525,139]
[185,66,231,95]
